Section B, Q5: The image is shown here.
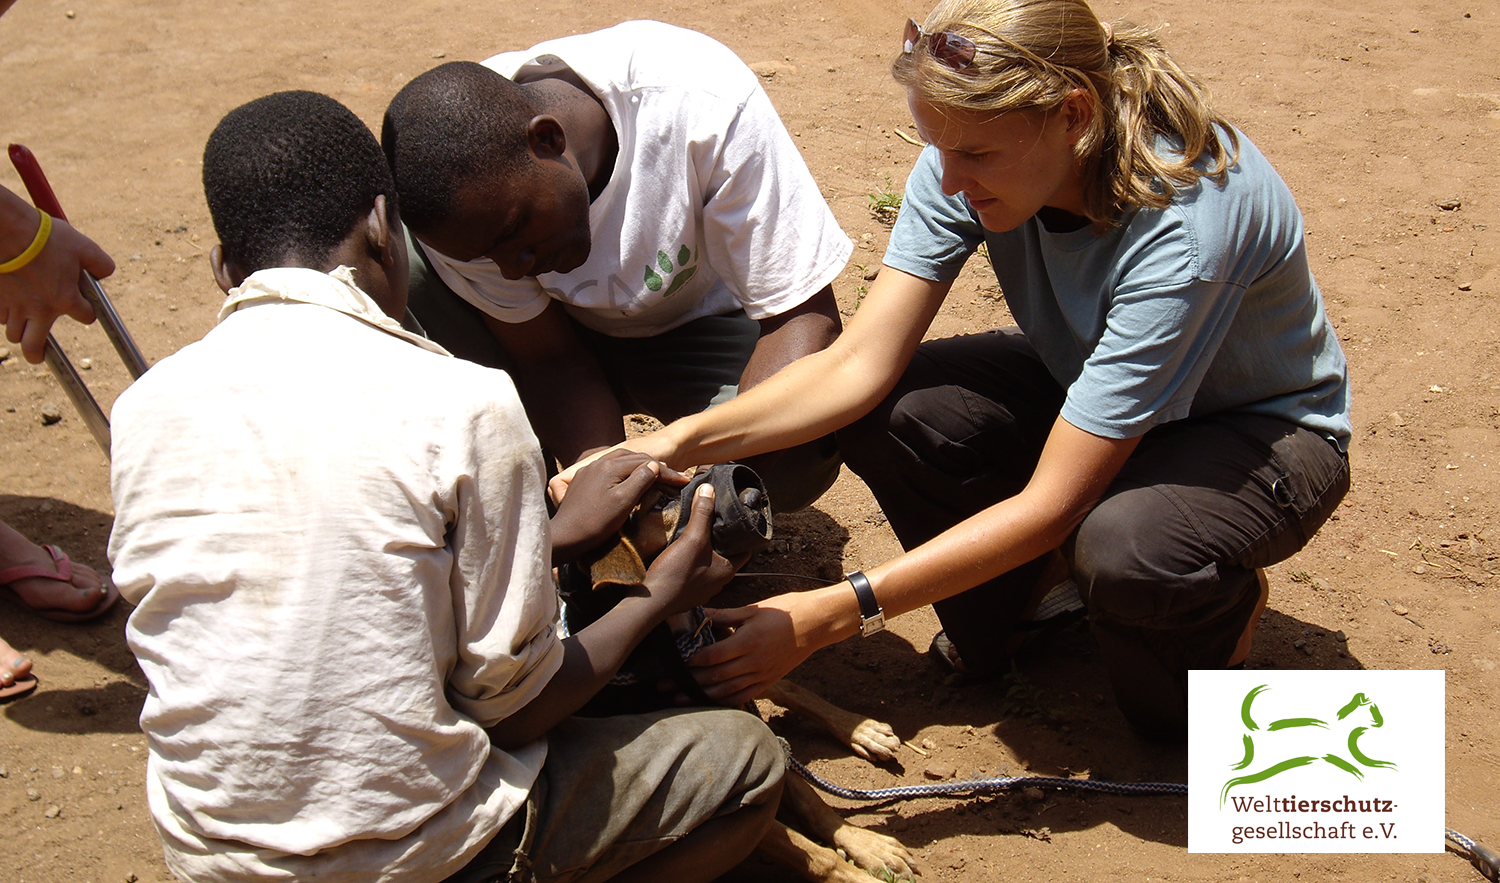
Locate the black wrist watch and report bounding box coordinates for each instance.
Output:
[847,570,885,637]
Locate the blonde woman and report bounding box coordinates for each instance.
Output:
[558,0,1350,738]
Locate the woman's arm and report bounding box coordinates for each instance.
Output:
[550,267,953,500]
[662,267,950,467]
[688,416,1142,705]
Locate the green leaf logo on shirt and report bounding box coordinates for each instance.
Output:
[644,244,697,297]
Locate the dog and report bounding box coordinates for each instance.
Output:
[557,463,918,882]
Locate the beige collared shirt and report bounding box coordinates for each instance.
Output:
[110,267,562,883]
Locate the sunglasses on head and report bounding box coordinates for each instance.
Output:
[903,17,978,72]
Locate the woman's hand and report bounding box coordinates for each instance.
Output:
[687,592,828,706]
[549,433,680,505]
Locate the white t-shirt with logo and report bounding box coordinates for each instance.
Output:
[421,21,852,338]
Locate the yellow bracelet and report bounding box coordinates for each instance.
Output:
[0,211,53,274]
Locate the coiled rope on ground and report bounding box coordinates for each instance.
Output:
[782,750,1497,881]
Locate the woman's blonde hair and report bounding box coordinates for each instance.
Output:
[892,0,1238,225]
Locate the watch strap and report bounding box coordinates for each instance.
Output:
[847,570,885,636]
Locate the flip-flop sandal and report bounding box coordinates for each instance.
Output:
[1,675,38,702]
[1,655,38,703]
[0,545,120,624]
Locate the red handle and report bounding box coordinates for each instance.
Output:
[7,143,69,221]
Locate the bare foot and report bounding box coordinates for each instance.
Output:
[0,522,110,617]
[1,635,34,690]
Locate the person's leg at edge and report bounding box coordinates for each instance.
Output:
[2,519,117,699]
[835,329,1065,676]
[1069,413,1350,739]
[0,519,109,617]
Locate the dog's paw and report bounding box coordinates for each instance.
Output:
[834,825,921,880]
[847,718,901,763]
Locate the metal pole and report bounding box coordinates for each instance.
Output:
[41,335,111,454]
[78,269,147,379]
[9,143,150,456]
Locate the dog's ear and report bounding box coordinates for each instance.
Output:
[585,536,650,589]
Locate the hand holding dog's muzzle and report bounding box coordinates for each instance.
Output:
[550,450,686,565]
[667,463,773,558]
[549,437,686,505]
[643,484,738,616]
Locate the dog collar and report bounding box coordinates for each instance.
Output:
[847,571,885,637]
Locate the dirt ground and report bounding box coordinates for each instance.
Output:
[2,0,1497,880]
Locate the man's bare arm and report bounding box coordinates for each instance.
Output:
[487,485,732,749]
[484,299,626,464]
[738,285,841,392]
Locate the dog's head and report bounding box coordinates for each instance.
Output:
[581,462,773,590]
[558,464,772,715]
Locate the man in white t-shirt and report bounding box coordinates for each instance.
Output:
[383,21,852,511]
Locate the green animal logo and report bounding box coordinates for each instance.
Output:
[644,244,697,298]
[1219,686,1398,807]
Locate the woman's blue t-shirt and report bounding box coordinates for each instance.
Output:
[882,130,1351,449]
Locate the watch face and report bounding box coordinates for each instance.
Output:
[861,612,886,637]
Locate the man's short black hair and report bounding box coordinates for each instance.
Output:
[382,62,536,233]
[203,91,396,274]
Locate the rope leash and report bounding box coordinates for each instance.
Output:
[782,748,1496,880]
[1445,828,1500,882]
[785,752,1185,800]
